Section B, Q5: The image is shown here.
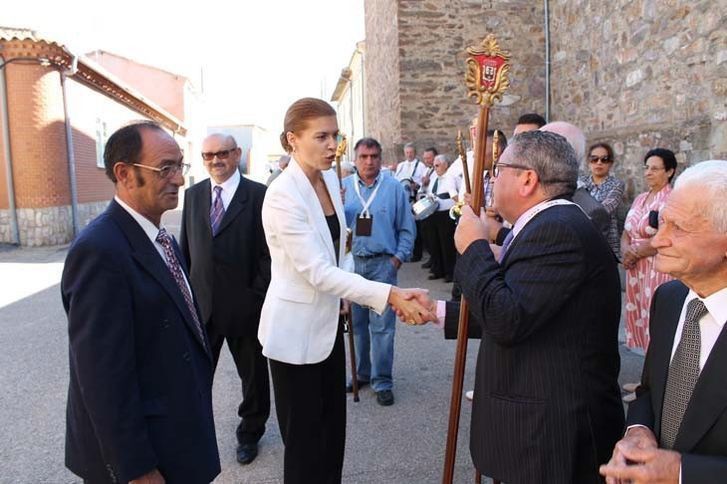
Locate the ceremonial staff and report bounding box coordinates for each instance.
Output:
[442,34,510,484]
[334,135,361,403]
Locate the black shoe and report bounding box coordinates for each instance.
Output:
[421,260,432,269]
[346,379,369,393]
[376,390,395,406]
[410,256,422,262]
[236,442,258,465]
[444,275,453,283]
[428,274,443,280]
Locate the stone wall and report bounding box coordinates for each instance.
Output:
[365,0,546,162]
[2,200,107,246]
[548,0,725,199]
[363,0,725,204]
[364,0,402,163]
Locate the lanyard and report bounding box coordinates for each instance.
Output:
[353,175,382,218]
[512,199,576,241]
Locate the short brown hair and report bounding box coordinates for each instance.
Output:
[280,98,336,153]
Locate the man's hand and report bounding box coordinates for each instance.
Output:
[454,206,488,254]
[390,256,402,270]
[600,446,680,484]
[600,426,675,484]
[622,244,639,269]
[130,469,165,484]
[422,174,430,187]
[388,287,436,324]
[484,207,504,243]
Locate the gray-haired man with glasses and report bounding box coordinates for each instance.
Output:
[62,121,220,484]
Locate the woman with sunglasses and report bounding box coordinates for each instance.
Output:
[579,142,625,258]
[258,97,433,484]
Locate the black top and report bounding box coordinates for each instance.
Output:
[325,213,340,263]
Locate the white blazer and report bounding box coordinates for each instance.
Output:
[258,158,391,364]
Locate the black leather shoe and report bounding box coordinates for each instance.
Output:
[428,274,443,280]
[421,260,432,269]
[410,256,422,262]
[376,390,395,406]
[346,379,369,393]
[236,442,258,465]
[444,275,453,283]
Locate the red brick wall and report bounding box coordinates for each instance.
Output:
[0,103,8,209]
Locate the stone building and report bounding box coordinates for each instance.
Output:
[362,0,725,200]
[0,28,200,246]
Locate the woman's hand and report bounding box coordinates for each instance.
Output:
[388,287,436,324]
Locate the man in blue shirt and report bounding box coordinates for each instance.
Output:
[342,137,416,406]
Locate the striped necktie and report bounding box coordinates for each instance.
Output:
[498,230,514,263]
[660,298,708,449]
[210,185,225,236]
[156,228,206,348]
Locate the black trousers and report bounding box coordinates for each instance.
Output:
[413,220,424,260]
[429,210,456,278]
[269,328,346,484]
[208,326,270,444]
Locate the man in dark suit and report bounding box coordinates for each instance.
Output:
[600,159,727,483]
[453,130,624,483]
[62,121,220,484]
[180,133,271,465]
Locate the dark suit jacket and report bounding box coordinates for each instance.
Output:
[455,203,624,484]
[627,280,727,483]
[61,200,220,484]
[180,177,270,337]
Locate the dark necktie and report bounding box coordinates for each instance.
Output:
[498,230,514,263]
[432,177,439,194]
[660,298,708,449]
[210,185,225,236]
[156,228,206,347]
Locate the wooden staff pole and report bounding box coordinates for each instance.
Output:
[335,135,360,403]
[442,34,510,484]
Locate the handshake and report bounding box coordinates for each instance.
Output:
[387,287,438,325]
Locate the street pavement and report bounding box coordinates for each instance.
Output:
[0,213,644,484]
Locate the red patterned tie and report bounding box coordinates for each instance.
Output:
[156,228,206,347]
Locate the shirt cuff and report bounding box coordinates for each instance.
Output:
[431,300,446,328]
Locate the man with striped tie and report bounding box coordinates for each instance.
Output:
[62,121,220,483]
[180,133,271,465]
[600,160,727,484]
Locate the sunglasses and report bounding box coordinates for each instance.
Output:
[201,148,238,161]
[589,155,613,164]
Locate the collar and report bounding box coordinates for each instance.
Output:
[114,195,166,242]
[357,171,382,188]
[511,198,557,238]
[686,286,727,329]
[211,169,240,193]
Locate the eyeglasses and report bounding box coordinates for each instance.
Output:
[132,162,190,178]
[589,155,613,164]
[492,162,530,178]
[201,148,238,161]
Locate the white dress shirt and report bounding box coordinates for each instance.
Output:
[671,287,727,371]
[114,195,192,293]
[395,159,426,185]
[425,172,456,211]
[210,170,240,211]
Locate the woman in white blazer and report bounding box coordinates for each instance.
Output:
[259,98,432,484]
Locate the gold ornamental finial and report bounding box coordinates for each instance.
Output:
[335,134,348,160]
[465,34,511,107]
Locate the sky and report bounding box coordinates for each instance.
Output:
[3,0,365,131]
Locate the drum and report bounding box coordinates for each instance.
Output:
[412,196,439,220]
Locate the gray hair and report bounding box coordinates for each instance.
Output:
[404,142,416,150]
[340,160,355,176]
[434,154,450,166]
[673,160,727,233]
[540,121,586,160]
[508,130,578,198]
[204,133,237,148]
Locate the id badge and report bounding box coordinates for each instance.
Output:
[356,214,373,236]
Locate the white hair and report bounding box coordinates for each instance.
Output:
[434,154,450,166]
[540,121,586,160]
[673,160,727,233]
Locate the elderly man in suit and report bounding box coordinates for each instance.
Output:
[600,159,727,484]
[453,130,624,483]
[62,121,220,484]
[180,133,271,465]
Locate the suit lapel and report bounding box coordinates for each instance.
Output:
[675,316,727,450]
[289,160,337,265]
[199,180,213,240]
[651,282,688,436]
[215,177,249,236]
[109,201,209,354]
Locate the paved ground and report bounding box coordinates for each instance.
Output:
[0,212,644,483]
